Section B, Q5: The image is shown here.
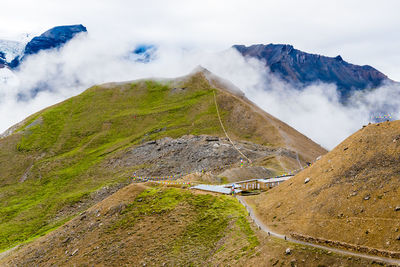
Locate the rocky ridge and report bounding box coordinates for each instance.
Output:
[233,44,390,100]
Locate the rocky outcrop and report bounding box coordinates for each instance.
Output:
[233,44,389,100]
[24,24,87,55]
[9,24,87,68]
[0,52,5,67]
[107,135,291,179]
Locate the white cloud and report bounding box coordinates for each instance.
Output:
[1,0,400,78]
[1,1,400,149]
[1,35,399,150]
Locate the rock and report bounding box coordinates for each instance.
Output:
[364,195,370,200]
[0,52,5,66]
[271,258,279,266]
[396,236,400,241]
[304,178,310,184]
[25,25,87,55]
[285,248,291,255]
[62,237,71,244]
[131,44,156,63]
[205,136,219,141]
[71,248,79,256]
[395,206,400,211]
[233,44,388,101]
[107,203,127,216]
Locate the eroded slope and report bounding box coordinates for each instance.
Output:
[248,120,400,252]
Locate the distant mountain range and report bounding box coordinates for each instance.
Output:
[0,39,24,63]
[0,24,395,102]
[0,25,156,70]
[233,44,390,100]
[0,51,5,67]
[8,24,87,68]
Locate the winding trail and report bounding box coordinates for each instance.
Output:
[237,196,400,266]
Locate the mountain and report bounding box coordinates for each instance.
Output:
[0,51,5,67]
[8,24,87,68]
[0,184,379,266]
[0,40,25,65]
[24,24,87,55]
[246,120,400,253]
[130,44,157,63]
[0,67,326,253]
[233,44,390,100]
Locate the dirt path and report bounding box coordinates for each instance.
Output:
[237,196,400,266]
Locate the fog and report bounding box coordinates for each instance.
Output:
[1,32,399,150]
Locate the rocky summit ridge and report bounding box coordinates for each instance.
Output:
[233,43,390,100]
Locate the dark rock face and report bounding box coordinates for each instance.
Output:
[0,51,5,67]
[8,24,87,69]
[129,44,156,63]
[24,24,87,55]
[8,57,20,68]
[233,44,389,99]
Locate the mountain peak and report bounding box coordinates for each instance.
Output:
[190,65,211,75]
[335,55,343,61]
[189,66,245,97]
[233,43,389,100]
[3,24,87,69]
[24,24,87,55]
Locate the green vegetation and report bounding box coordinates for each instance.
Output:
[172,190,258,257]
[0,74,229,251]
[108,187,258,264]
[0,70,294,252]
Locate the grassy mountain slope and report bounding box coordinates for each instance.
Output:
[247,120,400,252]
[0,183,381,267]
[0,69,326,251]
[0,184,258,266]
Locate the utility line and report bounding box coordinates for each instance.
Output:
[213,90,252,163]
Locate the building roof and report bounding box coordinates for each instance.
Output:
[258,177,292,183]
[191,184,242,194]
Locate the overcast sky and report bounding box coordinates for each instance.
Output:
[1,0,400,80]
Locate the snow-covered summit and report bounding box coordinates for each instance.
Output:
[0,40,24,62]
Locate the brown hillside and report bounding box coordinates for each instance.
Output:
[200,67,327,164]
[0,183,381,267]
[247,120,400,252]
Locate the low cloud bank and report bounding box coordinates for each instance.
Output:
[0,33,399,150]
